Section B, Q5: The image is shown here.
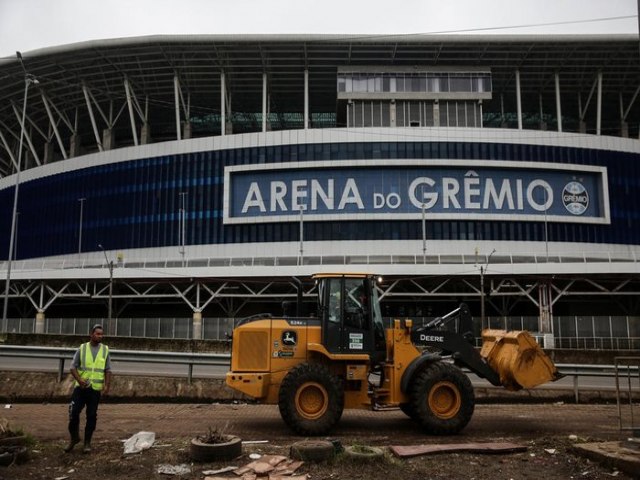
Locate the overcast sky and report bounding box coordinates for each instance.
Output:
[0,0,637,58]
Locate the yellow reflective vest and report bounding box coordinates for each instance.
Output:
[75,342,109,391]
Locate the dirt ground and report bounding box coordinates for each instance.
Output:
[0,402,635,480]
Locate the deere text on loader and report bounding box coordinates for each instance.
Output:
[226,273,562,436]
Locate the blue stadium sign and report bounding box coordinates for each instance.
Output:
[223,160,609,225]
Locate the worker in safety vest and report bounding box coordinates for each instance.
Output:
[65,324,112,454]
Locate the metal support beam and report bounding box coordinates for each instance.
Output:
[262,72,267,133]
[596,70,602,136]
[173,74,181,141]
[40,93,68,159]
[622,84,640,120]
[515,69,522,130]
[0,128,17,171]
[220,72,226,136]
[82,84,103,152]
[11,102,40,166]
[555,73,562,133]
[124,77,139,146]
[304,69,309,130]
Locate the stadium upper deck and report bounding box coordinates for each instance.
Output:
[0,34,639,338]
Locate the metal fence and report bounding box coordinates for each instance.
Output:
[1,315,638,350]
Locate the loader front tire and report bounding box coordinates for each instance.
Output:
[409,362,474,435]
[278,363,344,436]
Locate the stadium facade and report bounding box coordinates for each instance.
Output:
[0,34,638,347]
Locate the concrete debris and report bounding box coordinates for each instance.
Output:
[569,434,578,441]
[249,453,262,459]
[572,441,640,478]
[544,449,557,455]
[390,442,527,457]
[156,463,191,475]
[243,440,269,444]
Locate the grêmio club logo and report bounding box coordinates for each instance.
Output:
[562,181,589,215]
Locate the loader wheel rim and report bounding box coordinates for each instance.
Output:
[295,381,329,420]
[428,381,461,419]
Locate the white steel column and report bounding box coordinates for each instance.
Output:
[515,69,523,129]
[0,129,17,170]
[173,74,181,141]
[555,73,562,133]
[11,102,41,165]
[596,70,603,136]
[262,72,267,132]
[40,93,67,159]
[304,69,309,129]
[124,77,139,146]
[220,72,226,136]
[81,84,103,151]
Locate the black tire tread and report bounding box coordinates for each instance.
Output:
[278,363,344,436]
[409,361,475,435]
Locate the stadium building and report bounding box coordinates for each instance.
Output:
[0,34,638,348]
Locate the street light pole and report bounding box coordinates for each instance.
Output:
[178,192,187,267]
[2,52,37,323]
[98,244,114,334]
[480,248,496,331]
[421,203,426,263]
[78,198,86,254]
[298,207,304,266]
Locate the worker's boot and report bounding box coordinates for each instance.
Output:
[82,430,93,454]
[64,433,81,453]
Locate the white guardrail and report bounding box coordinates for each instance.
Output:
[0,345,229,384]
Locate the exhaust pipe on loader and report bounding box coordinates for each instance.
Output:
[480,329,563,391]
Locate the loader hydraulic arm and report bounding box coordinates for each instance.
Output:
[410,304,502,387]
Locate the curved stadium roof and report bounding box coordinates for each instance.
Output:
[0,33,639,177]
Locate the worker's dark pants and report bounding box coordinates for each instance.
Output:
[68,387,101,443]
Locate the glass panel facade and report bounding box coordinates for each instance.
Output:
[338,71,492,94]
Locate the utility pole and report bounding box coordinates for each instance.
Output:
[298,207,304,265]
[421,203,426,263]
[480,248,496,331]
[98,244,114,334]
[179,192,187,267]
[78,198,86,254]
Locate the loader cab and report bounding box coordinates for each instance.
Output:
[317,275,386,362]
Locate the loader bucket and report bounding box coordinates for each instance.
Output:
[479,329,563,391]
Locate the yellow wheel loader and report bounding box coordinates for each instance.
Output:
[226,273,562,436]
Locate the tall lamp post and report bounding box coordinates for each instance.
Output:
[421,203,427,264]
[78,198,86,254]
[480,248,496,331]
[178,192,187,267]
[2,52,37,323]
[98,244,114,334]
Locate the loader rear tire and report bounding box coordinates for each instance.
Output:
[278,363,344,436]
[409,362,474,435]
